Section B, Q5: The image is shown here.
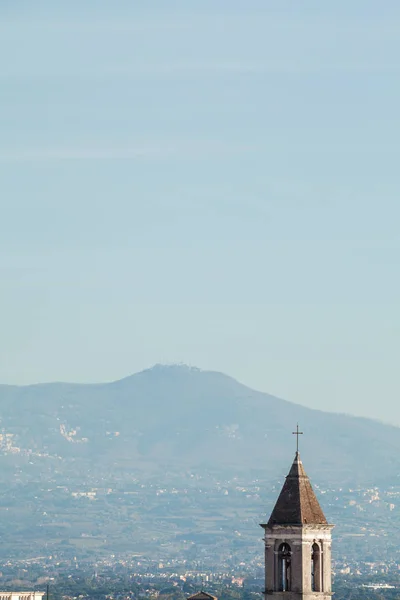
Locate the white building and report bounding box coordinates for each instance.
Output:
[0,592,45,600]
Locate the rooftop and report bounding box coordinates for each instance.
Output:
[264,452,328,527]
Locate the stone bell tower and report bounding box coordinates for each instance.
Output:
[261,429,334,599]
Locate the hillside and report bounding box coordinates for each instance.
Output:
[0,364,398,484]
[0,364,399,562]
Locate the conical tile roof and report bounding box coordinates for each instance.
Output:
[267,452,327,526]
[187,593,217,600]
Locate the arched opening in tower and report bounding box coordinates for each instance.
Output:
[278,543,292,592]
[311,543,322,592]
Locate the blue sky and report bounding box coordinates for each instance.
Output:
[1,1,400,424]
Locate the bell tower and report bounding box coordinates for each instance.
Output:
[261,429,334,599]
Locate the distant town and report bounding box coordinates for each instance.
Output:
[0,461,399,600]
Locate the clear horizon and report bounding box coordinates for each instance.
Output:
[1,1,400,425]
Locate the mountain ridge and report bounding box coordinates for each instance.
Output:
[0,363,398,561]
[0,364,398,485]
[2,363,394,429]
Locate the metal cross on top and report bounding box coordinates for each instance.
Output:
[292,423,304,453]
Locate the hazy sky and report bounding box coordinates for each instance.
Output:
[1,1,400,425]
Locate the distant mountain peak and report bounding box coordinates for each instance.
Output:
[0,362,399,490]
[108,363,207,388]
[142,363,202,374]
